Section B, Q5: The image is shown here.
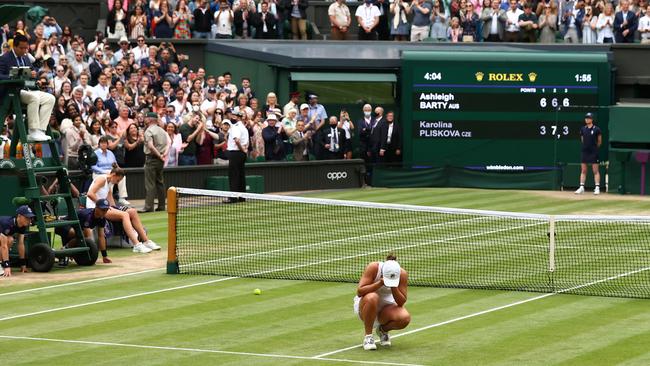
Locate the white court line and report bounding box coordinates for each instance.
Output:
[0,221,540,323]
[312,265,650,359]
[1,216,486,298]
[0,268,165,298]
[0,335,422,366]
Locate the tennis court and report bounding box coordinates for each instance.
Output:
[3,188,650,365]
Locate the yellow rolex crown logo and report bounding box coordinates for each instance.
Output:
[528,72,537,82]
[475,72,484,82]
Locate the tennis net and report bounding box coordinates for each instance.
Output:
[167,187,650,299]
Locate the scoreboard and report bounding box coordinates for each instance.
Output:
[401,51,613,169]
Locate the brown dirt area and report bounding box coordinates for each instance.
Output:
[0,250,166,287]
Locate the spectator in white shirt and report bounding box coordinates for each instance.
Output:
[92,73,110,101]
[640,6,650,44]
[504,0,524,41]
[356,0,382,40]
[596,2,615,43]
[132,36,149,65]
[214,1,235,38]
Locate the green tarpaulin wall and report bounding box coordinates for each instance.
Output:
[373,167,561,190]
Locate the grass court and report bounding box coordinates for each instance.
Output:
[2,188,650,365]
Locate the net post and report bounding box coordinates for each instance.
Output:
[549,215,556,273]
[166,186,179,274]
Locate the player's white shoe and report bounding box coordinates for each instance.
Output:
[363,335,377,351]
[133,243,152,253]
[574,186,585,194]
[144,240,161,250]
[593,186,600,195]
[376,326,391,347]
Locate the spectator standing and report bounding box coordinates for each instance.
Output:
[640,6,650,44]
[70,49,88,80]
[596,2,615,43]
[62,114,92,169]
[141,112,168,212]
[356,0,382,40]
[130,5,149,39]
[214,0,235,38]
[248,111,266,159]
[390,0,411,41]
[132,36,149,65]
[504,0,524,41]
[283,91,301,116]
[582,5,598,43]
[378,111,402,164]
[253,1,279,39]
[262,114,287,161]
[123,123,146,168]
[340,109,354,159]
[179,112,203,165]
[410,0,430,42]
[107,0,129,39]
[518,3,539,42]
[374,0,391,40]
[193,0,214,38]
[481,0,507,41]
[234,0,256,39]
[614,0,638,42]
[429,0,449,41]
[567,0,586,43]
[306,94,327,131]
[174,0,194,39]
[42,16,63,40]
[280,0,309,40]
[447,16,463,41]
[461,3,480,41]
[153,1,176,38]
[538,3,559,42]
[329,0,352,40]
[290,120,311,161]
[165,122,182,166]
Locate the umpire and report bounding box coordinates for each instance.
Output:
[226,113,249,202]
[141,112,168,212]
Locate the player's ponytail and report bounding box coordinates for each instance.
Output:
[110,163,125,177]
[386,253,397,261]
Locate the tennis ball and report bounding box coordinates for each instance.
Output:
[254,288,262,295]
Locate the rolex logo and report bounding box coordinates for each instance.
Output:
[475,72,484,82]
[528,72,537,82]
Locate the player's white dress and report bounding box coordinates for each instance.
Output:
[353,261,397,320]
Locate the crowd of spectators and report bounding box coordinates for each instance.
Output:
[373,0,649,43]
[103,0,650,42]
[0,17,403,177]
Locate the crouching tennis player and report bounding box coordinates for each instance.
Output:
[354,254,410,350]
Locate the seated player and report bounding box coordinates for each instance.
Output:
[55,198,111,264]
[354,254,411,350]
[0,34,55,142]
[0,205,35,277]
[86,165,160,253]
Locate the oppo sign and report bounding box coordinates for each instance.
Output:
[327,172,348,180]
